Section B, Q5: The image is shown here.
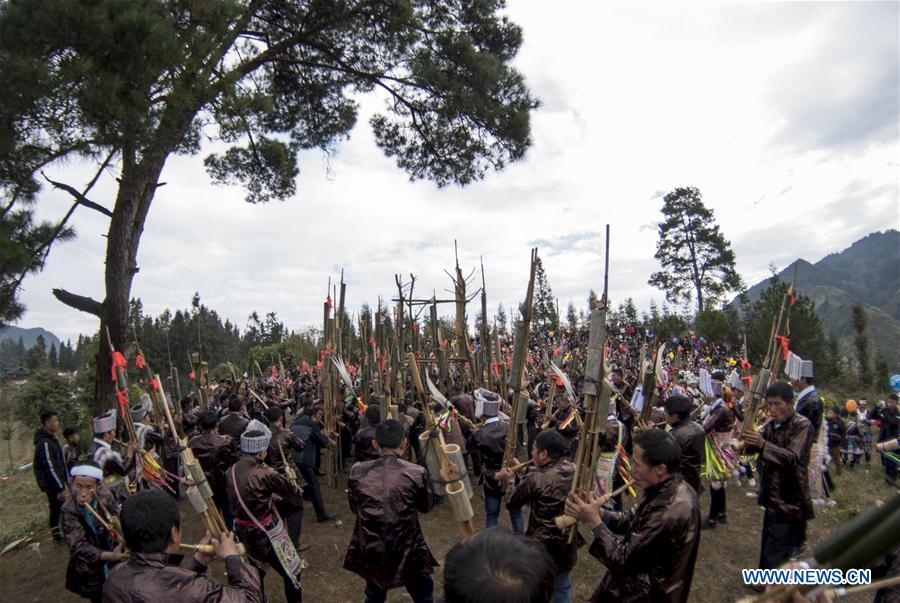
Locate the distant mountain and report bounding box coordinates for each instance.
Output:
[738,229,900,367]
[0,326,62,350]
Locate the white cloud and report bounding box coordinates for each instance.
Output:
[16,1,900,341]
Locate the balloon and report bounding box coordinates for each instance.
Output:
[668,352,675,360]
[699,336,705,342]
[891,374,900,393]
[728,357,736,367]
[691,335,697,341]
[845,399,857,413]
[672,337,679,345]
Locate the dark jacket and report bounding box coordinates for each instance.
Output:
[471,419,509,497]
[343,452,437,589]
[669,418,706,494]
[796,388,823,438]
[103,552,263,602]
[352,425,378,462]
[507,457,582,574]
[189,430,239,495]
[219,411,250,440]
[702,401,735,434]
[266,425,305,475]
[588,474,700,603]
[181,408,201,439]
[747,411,815,522]
[61,490,119,600]
[226,456,304,564]
[33,427,67,493]
[290,414,328,467]
[877,407,900,442]
[449,393,476,422]
[826,417,845,448]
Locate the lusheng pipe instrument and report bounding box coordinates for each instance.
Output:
[408,352,476,537]
[738,264,798,442]
[501,249,539,470]
[554,479,636,530]
[152,372,243,555]
[558,226,613,543]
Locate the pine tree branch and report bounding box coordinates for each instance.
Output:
[52,289,103,317]
[40,172,114,218]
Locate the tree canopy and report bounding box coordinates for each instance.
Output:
[0,0,538,413]
[648,187,742,316]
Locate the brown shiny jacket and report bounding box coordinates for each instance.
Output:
[226,456,304,563]
[61,490,120,600]
[703,401,735,434]
[189,431,239,494]
[102,552,263,602]
[470,419,508,497]
[507,457,582,573]
[343,452,437,589]
[588,474,700,603]
[746,411,815,522]
[219,412,250,440]
[450,393,476,422]
[669,418,706,493]
[266,425,304,474]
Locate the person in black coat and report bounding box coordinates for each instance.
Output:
[33,409,68,543]
[290,405,336,522]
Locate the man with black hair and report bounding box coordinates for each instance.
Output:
[741,380,815,570]
[547,392,580,459]
[190,410,239,528]
[227,421,304,602]
[344,419,437,603]
[610,367,635,453]
[34,408,68,543]
[181,397,201,439]
[219,398,250,439]
[875,394,900,485]
[449,383,476,422]
[566,429,700,603]
[63,426,82,472]
[663,395,706,494]
[443,527,555,603]
[471,393,524,533]
[497,429,580,603]
[290,406,336,523]
[103,489,262,602]
[62,461,125,602]
[701,370,735,528]
[791,362,822,438]
[264,405,306,551]
[353,406,382,461]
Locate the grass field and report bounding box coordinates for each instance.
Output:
[0,419,895,602]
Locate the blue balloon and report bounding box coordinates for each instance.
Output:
[699,336,705,342]
[672,337,679,345]
[890,374,900,393]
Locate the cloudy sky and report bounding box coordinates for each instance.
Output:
[16,1,900,343]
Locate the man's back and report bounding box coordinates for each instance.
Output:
[103,552,262,602]
[343,453,436,590]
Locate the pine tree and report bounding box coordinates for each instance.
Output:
[851,304,872,386]
[58,339,73,371]
[566,302,578,332]
[496,303,508,337]
[47,343,58,368]
[649,187,742,315]
[531,257,556,333]
[1,0,538,415]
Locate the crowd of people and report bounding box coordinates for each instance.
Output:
[28,318,900,602]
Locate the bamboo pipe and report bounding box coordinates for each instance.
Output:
[554,479,635,530]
